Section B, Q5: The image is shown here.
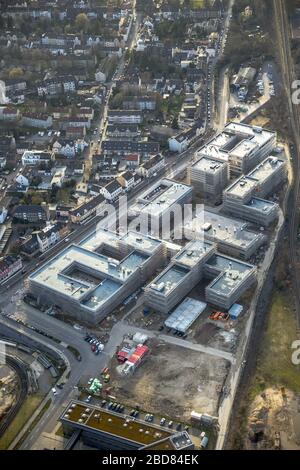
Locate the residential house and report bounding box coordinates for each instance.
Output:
[102,140,160,158]
[106,123,141,139]
[0,256,22,283]
[100,179,123,201]
[66,126,87,139]
[4,78,27,97]
[36,223,68,252]
[52,140,76,158]
[124,153,140,168]
[168,126,198,153]
[0,107,20,122]
[38,77,77,97]
[95,69,106,83]
[13,204,49,223]
[41,34,81,48]
[107,110,143,124]
[89,184,103,196]
[51,167,66,188]
[22,112,53,129]
[117,171,136,192]
[73,162,85,176]
[20,235,40,259]
[137,153,165,178]
[122,96,157,111]
[22,150,54,166]
[59,116,91,130]
[56,205,72,221]
[102,45,122,58]
[69,194,106,224]
[78,107,94,120]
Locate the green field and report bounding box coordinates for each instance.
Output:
[250,291,300,398]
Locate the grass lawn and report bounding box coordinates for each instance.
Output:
[0,394,44,450]
[250,290,300,399]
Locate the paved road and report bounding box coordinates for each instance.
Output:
[0,307,107,449]
[216,67,230,131]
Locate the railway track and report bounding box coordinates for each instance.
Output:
[0,355,29,437]
[273,0,300,334]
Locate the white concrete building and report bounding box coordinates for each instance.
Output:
[199,123,277,176]
[22,150,54,166]
[189,155,229,197]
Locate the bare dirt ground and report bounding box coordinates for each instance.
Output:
[0,365,18,423]
[108,338,230,422]
[126,298,246,354]
[246,388,300,450]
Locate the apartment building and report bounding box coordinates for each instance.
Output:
[22,150,54,166]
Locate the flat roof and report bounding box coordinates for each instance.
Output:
[245,197,277,213]
[185,210,265,251]
[225,176,258,199]
[192,155,228,173]
[80,229,119,252]
[149,265,190,295]
[231,139,258,158]
[165,297,207,333]
[80,229,162,255]
[175,240,214,268]
[82,279,122,310]
[206,254,255,295]
[142,432,193,450]
[247,156,285,185]
[138,179,192,217]
[30,238,150,310]
[199,122,275,163]
[61,401,173,446]
[122,231,162,254]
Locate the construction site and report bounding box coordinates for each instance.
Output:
[108,338,230,422]
[125,287,251,355]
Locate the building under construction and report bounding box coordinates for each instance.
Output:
[145,240,257,313]
[29,229,165,325]
[189,155,229,198]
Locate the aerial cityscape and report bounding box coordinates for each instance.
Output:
[0,0,300,457]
